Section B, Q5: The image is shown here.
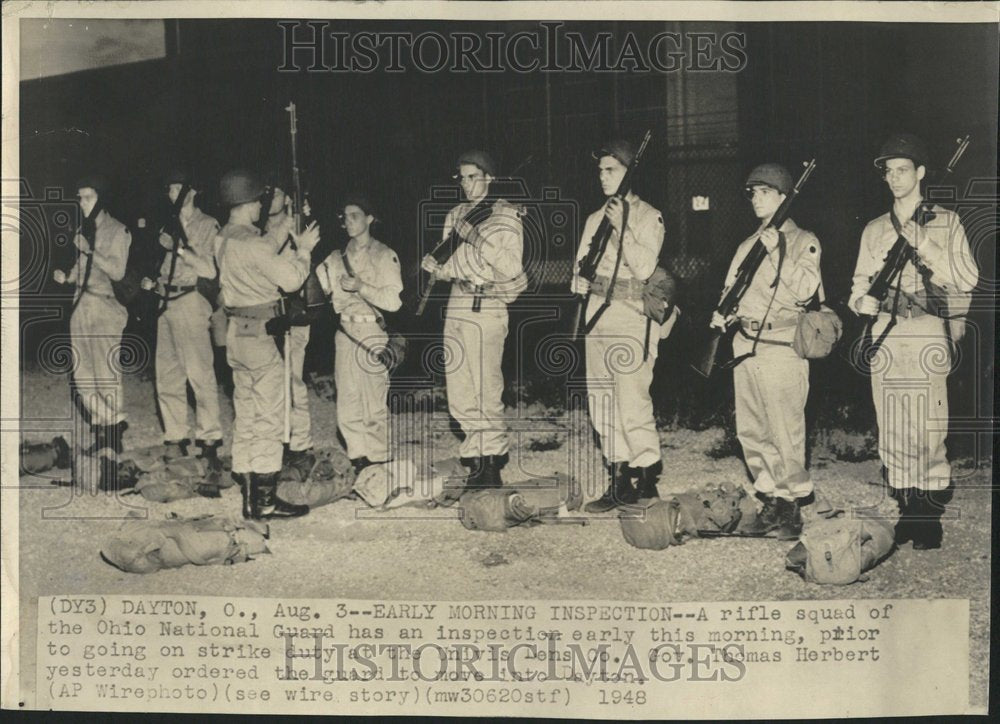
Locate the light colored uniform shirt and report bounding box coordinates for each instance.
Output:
[575,193,665,282]
[722,218,823,324]
[157,207,219,286]
[438,198,527,303]
[66,210,131,296]
[214,222,309,308]
[849,205,977,312]
[318,237,403,316]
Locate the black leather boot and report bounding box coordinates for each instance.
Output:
[775,497,804,541]
[351,456,374,475]
[460,456,485,490]
[239,474,253,519]
[105,420,127,455]
[634,461,663,499]
[250,472,309,520]
[890,487,915,545]
[481,453,509,489]
[584,462,636,513]
[742,493,781,536]
[196,438,225,477]
[910,487,951,550]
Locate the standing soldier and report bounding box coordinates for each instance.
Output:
[52,175,132,480]
[140,171,223,466]
[571,141,665,513]
[421,151,527,490]
[262,177,315,479]
[850,134,978,550]
[711,164,824,539]
[214,169,319,520]
[317,196,403,472]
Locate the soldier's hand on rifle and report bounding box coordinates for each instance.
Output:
[710,312,734,331]
[855,295,880,316]
[760,227,780,252]
[140,277,156,291]
[339,274,361,293]
[900,219,919,248]
[570,275,590,296]
[291,221,321,252]
[52,269,67,285]
[421,254,441,275]
[603,197,626,231]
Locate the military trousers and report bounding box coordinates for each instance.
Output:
[155,292,222,442]
[584,297,661,468]
[732,333,812,501]
[69,291,128,428]
[869,313,951,491]
[443,296,509,459]
[226,319,284,474]
[335,323,389,462]
[287,324,313,452]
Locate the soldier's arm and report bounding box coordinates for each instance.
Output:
[257,243,310,292]
[92,227,131,282]
[618,206,663,281]
[917,213,979,294]
[434,208,459,281]
[475,206,524,282]
[158,229,174,251]
[849,225,880,314]
[184,219,221,279]
[771,233,822,303]
[357,250,403,312]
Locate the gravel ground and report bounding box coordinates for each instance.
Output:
[14,370,992,708]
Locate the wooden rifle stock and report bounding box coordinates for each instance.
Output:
[691,159,817,378]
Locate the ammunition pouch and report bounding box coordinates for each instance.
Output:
[196,277,221,308]
[641,266,678,323]
[111,266,144,307]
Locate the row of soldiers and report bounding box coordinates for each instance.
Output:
[53,132,977,550]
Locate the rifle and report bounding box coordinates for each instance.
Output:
[158,183,191,316]
[691,158,817,378]
[571,130,652,340]
[66,199,105,315]
[856,135,970,365]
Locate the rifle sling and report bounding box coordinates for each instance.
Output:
[582,200,630,335]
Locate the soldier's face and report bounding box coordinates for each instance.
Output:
[458,164,491,202]
[270,188,287,215]
[748,185,784,220]
[77,188,98,216]
[598,156,626,196]
[342,205,373,238]
[882,158,924,199]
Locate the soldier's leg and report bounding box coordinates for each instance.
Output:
[360,353,390,463]
[335,331,367,460]
[155,307,191,442]
[247,335,285,475]
[610,307,659,469]
[759,352,811,501]
[226,332,254,477]
[733,356,779,496]
[444,314,482,459]
[478,311,509,457]
[585,310,629,464]
[288,325,313,451]
[176,293,223,442]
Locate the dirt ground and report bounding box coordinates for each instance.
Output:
[14,369,992,707]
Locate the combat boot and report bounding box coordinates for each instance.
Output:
[910,487,951,550]
[889,487,916,545]
[633,460,663,499]
[460,456,485,490]
[742,493,781,536]
[239,474,253,519]
[481,453,509,489]
[163,438,192,460]
[249,472,309,520]
[283,448,317,482]
[104,420,128,455]
[775,497,804,541]
[584,462,637,513]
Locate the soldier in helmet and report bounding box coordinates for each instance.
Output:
[140,170,223,466]
[317,195,403,472]
[850,134,978,550]
[421,150,527,490]
[214,169,320,520]
[261,176,316,479]
[572,140,666,513]
[52,175,132,483]
[710,163,824,539]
